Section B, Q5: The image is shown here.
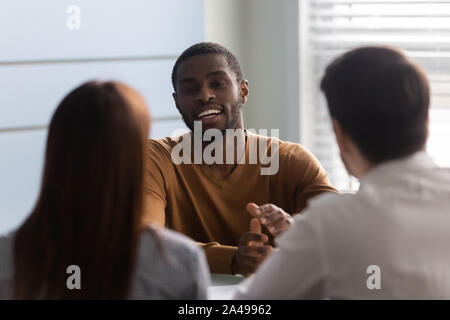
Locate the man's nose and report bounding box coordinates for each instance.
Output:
[196,85,215,103]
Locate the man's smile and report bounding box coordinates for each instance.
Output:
[194,105,225,124]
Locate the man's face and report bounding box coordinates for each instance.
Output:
[173,54,248,133]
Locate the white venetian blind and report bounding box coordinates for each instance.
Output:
[300,0,450,192]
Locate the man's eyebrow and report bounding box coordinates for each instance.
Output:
[206,70,228,78]
[178,77,195,84]
[178,70,229,84]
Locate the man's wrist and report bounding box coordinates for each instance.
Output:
[230,252,238,275]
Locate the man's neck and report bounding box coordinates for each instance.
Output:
[205,129,247,179]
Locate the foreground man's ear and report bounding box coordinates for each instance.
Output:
[331,118,349,155]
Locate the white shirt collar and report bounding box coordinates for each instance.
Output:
[360,151,437,188]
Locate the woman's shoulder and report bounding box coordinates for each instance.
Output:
[131,226,208,299]
[137,225,205,274]
[139,226,201,259]
[0,231,15,262]
[0,231,15,299]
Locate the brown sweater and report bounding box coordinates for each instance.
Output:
[144,131,338,274]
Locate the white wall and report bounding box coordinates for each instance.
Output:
[0,0,204,234]
[1,0,300,234]
[205,0,300,142]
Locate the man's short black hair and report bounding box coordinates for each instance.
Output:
[320,46,430,164]
[171,42,243,91]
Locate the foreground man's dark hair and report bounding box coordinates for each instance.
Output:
[320,46,430,163]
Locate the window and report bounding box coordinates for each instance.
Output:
[300,0,450,191]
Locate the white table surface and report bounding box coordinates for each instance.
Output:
[208,274,245,300]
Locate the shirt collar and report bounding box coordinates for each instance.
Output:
[360,151,437,187]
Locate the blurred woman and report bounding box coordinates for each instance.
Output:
[0,81,209,299]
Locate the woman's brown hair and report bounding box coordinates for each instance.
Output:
[13,81,150,299]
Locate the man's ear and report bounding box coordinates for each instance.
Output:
[239,80,249,104]
[172,92,180,111]
[332,119,350,154]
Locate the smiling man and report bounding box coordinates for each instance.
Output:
[143,42,337,275]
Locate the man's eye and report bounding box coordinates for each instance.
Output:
[212,82,225,88]
[182,87,197,94]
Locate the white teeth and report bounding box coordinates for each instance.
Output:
[197,109,222,118]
